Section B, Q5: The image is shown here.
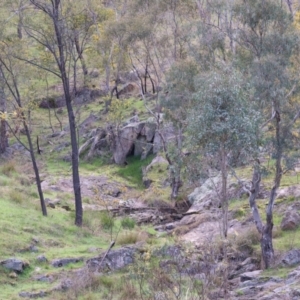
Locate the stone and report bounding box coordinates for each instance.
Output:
[281,249,300,266]
[277,185,300,199]
[1,258,29,273]
[280,211,300,231]
[39,95,66,109]
[87,246,136,272]
[19,291,48,298]
[134,136,147,157]
[118,83,139,96]
[89,69,100,78]
[36,255,48,263]
[240,270,262,282]
[29,245,39,252]
[9,272,17,279]
[145,156,168,172]
[141,143,153,160]
[51,257,83,268]
[141,122,157,142]
[33,274,54,283]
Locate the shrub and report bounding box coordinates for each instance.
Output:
[234,225,261,254]
[121,217,135,229]
[100,211,114,230]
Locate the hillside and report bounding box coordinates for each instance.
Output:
[2,0,300,299]
[0,81,300,299]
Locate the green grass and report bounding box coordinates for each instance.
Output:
[0,190,112,299]
[116,155,155,189]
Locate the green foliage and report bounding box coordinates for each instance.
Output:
[108,98,134,126]
[100,211,115,230]
[188,65,260,167]
[121,217,136,229]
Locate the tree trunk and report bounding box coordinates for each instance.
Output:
[0,72,8,154]
[17,18,23,39]
[52,0,83,226]
[23,120,47,216]
[261,111,282,268]
[171,176,181,199]
[74,32,88,76]
[220,144,228,238]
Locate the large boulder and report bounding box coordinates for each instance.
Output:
[141,121,157,142]
[281,211,300,231]
[87,246,136,272]
[113,122,144,164]
[187,174,248,214]
[1,258,29,273]
[281,249,300,266]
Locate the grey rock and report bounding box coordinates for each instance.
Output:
[89,69,100,78]
[1,258,29,273]
[118,82,139,96]
[19,291,48,298]
[87,246,136,272]
[141,143,153,160]
[36,255,48,263]
[33,274,54,283]
[281,211,300,231]
[113,122,144,164]
[53,141,70,152]
[134,136,147,157]
[281,249,300,266]
[145,156,168,172]
[51,257,83,268]
[29,245,39,252]
[141,122,157,142]
[240,270,262,282]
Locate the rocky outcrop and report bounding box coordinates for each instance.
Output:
[110,119,161,164]
[112,122,145,164]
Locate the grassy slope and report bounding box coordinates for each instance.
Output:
[0,89,173,299]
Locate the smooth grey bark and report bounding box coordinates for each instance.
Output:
[249,111,282,269]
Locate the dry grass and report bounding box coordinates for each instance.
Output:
[116,230,148,245]
[8,189,24,204]
[0,160,17,176]
[231,224,261,254]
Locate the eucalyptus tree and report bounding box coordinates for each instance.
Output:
[188,66,259,238]
[233,0,300,268]
[21,0,85,226]
[0,39,47,216]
